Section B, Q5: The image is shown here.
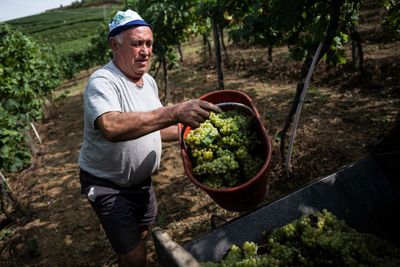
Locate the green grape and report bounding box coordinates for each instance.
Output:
[185,121,219,149]
[242,241,258,258]
[241,154,264,180]
[224,244,243,263]
[201,210,400,267]
[184,109,265,188]
[193,150,240,188]
[191,148,214,165]
[203,150,213,161]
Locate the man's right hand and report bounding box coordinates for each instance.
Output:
[173,99,221,128]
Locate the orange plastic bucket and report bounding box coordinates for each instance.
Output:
[179,90,272,212]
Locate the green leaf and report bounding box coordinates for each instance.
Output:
[0,229,12,241]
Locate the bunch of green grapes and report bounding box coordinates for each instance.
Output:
[184,109,264,188]
[201,210,400,267]
[202,241,281,267]
[185,121,219,148]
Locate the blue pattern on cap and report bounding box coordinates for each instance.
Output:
[108,19,152,38]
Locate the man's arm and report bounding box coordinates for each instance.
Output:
[96,99,220,142]
[160,125,178,142]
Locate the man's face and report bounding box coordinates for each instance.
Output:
[111,26,153,81]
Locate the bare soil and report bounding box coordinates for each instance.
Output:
[1,1,399,266]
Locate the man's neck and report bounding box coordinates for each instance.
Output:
[112,59,144,86]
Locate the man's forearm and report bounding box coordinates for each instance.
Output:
[98,105,177,142]
[160,125,179,142]
[97,99,221,142]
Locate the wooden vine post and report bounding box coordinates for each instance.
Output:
[279,0,344,172]
[0,171,27,219]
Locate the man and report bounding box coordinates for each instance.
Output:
[78,9,220,267]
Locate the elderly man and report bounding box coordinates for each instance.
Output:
[78,9,220,267]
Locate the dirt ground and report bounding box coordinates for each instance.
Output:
[1,1,399,266]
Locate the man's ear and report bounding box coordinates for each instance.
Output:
[109,37,118,51]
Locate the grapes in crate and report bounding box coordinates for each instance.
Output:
[184,109,264,188]
[202,210,400,267]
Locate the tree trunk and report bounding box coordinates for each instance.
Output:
[268,46,273,62]
[220,26,229,63]
[350,25,364,72]
[212,16,224,90]
[177,42,184,62]
[279,0,344,168]
[202,33,212,62]
[153,59,162,79]
[162,56,169,104]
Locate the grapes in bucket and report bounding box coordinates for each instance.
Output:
[184,107,264,189]
[179,90,273,212]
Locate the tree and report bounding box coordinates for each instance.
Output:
[274,0,362,170]
[130,0,201,103]
[382,0,400,40]
[211,0,362,170]
[197,0,230,90]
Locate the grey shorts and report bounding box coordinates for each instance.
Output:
[79,169,157,254]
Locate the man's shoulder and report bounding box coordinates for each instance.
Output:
[87,62,122,84]
[91,61,116,76]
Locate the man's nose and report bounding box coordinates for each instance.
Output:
[140,45,149,55]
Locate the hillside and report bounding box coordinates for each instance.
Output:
[0,0,399,266]
[5,2,121,56]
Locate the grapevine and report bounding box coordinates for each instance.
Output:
[202,210,400,267]
[0,23,63,172]
[184,109,264,188]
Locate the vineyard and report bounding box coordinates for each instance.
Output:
[6,4,118,56]
[0,0,399,266]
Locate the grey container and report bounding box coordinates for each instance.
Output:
[152,124,400,266]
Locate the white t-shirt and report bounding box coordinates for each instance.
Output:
[78,61,163,186]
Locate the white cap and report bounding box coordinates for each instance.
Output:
[108,9,151,38]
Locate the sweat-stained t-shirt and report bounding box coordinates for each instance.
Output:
[78,60,163,186]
